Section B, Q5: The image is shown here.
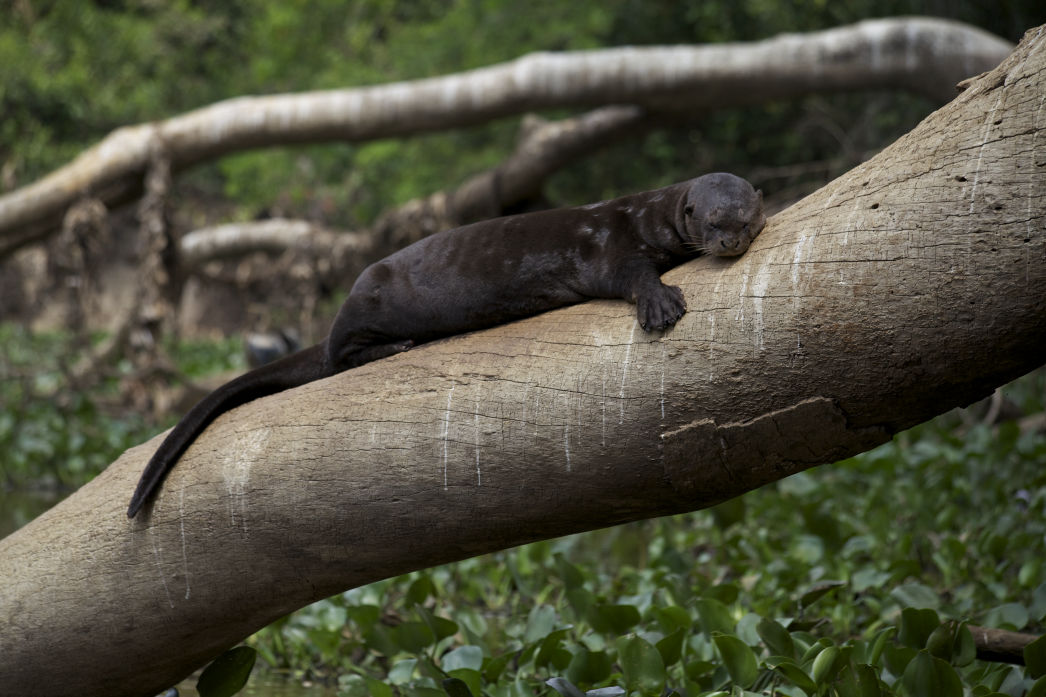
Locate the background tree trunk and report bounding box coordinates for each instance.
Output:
[1,23,1044,697]
[0,17,1012,256]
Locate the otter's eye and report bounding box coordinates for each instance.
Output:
[684,205,694,218]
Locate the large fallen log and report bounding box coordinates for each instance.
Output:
[1,23,1044,697]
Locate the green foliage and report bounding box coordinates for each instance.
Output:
[0,323,243,491]
[197,646,257,697]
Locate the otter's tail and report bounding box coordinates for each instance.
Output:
[127,342,330,518]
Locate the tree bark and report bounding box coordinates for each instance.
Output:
[2,23,1045,697]
[0,17,1012,254]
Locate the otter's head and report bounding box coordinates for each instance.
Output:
[682,173,766,257]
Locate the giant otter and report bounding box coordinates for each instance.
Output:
[128,173,765,517]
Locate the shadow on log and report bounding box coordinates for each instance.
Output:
[1,24,1045,697]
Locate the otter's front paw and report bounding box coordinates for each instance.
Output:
[636,284,686,332]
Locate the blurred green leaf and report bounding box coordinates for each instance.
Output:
[617,635,666,695]
[696,598,735,636]
[565,647,612,686]
[442,646,484,672]
[898,607,940,649]
[711,633,758,688]
[757,617,795,658]
[1026,634,1046,679]
[196,646,256,697]
[901,651,962,697]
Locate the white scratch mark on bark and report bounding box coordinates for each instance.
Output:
[474,402,481,485]
[969,93,1004,214]
[442,385,454,490]
[708,314,717,382]
[150,534,175,609]
[842,196,861,246]
[750,258,771,351]
[791,234,808,290]
[564,421,571,472]
[619,320,638,424]
[659,342,666,419]
[222,428,267,534]
[735,272,749,325]
[179,486,190,600]
[370,424,376,444]
[601,367,607,447]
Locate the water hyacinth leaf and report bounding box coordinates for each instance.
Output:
[890,583,940,610]
[901,651,962,697]
[483,653,512,683]
[446,670,482,697]
[898,607,940,649]
[925,623,953,661]
[735,613,763,646]
[554,553,586,590]
[408,575,436,606]
[983,602,1030,631]
[537,628,574,670]
[524,604,558,643]
[711,633,759,688]
[388,658,418,684]
[441,677,474,697]
[868,627,895,666]
[799,581,846,609]
[417,606,459,642]
[196,646,257,697]
[592,604,641,635]
[656,628,685,666]
[835,663,883,697]
[566,587,595,620]
[345,604,381,631]
[366,678,395,697]
[696,598,735,635]
[882,643,917,677]
[442,645,484,672]
[952,623,977,667]
[757,617,795,658]
[705,584,740,605]
[810,645,839,685]
[769,658,816,693]
[1026,634,1046,679]
[1030,675,1046,697]
[617,635,666,694]
[566,648,612,686]
[544,677,586,697]
[655,606,693,634]
[393,621,438,653]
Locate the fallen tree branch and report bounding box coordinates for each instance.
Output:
[179,106,647,268]
[1,22,1042,697]
[0,18,1012,255]
[968,625,1040,665]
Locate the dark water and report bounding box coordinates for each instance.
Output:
[1,490,337,697]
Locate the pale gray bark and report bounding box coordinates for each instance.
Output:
[0,18,1012,254]
[1,22,1044,697]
